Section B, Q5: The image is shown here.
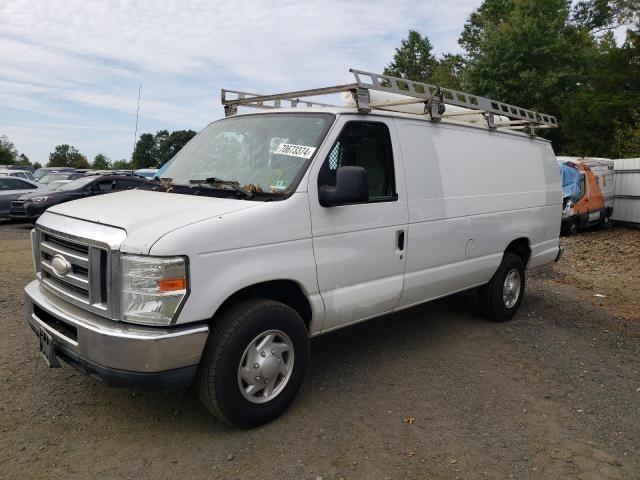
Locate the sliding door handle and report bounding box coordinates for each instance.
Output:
[396,230,405,251]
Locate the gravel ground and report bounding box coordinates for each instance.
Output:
[1,220,639,480]
[555,226,640,321]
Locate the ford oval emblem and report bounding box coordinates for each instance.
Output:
[51,254,72,277]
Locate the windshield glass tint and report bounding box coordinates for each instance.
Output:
[162,113,333,193]
[39,173,69,184]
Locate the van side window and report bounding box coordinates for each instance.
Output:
[318,122,396,201]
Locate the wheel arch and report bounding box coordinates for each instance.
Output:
[504,237,531,267]
[212,280,313,331]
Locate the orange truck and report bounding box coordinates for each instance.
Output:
[557,157,615,235]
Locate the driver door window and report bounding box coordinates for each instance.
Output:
[0,178,30,190]
[318,121,396,202]
[578,174,586,200]
[89,179,116,194]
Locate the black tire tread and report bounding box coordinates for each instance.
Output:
[478,253,525,322]
[195,299,301,426]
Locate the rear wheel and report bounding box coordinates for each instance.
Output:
[478,253,525,322]
[562,219,578,236]
[196,299,309,428]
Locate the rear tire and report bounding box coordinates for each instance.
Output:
[562,219,578,236]
[196,299,309,428]
[478,253,525,322]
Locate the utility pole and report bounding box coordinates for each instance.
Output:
[132,84,142,160]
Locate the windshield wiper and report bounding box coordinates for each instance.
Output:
[188,177,254,199]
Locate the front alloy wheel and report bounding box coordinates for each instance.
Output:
[238,330,294,404]
[196,299,309,428]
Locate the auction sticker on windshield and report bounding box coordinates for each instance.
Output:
[274,143,316,159]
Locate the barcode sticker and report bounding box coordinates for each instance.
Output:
[274,143,316,159]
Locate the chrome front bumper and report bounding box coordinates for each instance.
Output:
[25,280,209,388]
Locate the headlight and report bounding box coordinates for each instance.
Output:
[30,196,51,203]
[120,255,189,326]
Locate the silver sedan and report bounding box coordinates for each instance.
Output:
[0,176,41,217]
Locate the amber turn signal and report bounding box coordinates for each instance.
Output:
[158,278,186,292]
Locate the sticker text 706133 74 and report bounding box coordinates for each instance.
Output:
[274,143,316,160]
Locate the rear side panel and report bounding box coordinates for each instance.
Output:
[394,120,561,308]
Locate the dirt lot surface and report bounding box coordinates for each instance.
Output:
[554,227,640,321]
[1,221,639,480]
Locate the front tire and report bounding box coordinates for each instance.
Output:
[196,299,309,428]
[478,253,525,322]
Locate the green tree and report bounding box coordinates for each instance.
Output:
[48,144,90,169]
[16,153,30,166]
[458,0,640,156]
[460,0,599,153]
[92,153,111,170]
[32,162,43,170]
[464,0,588,111]
[131,133,157,169]
[558,30,639,156]
[157,129,196,166]
[572,0,639,32]
[612,106,640,157]
[112,159,132,170]
[430,54,468,91]
[0,135,18,164]
[132,129,197,168]
[384,30,437,83]
[459,0,514,58]
[154,129,170,155]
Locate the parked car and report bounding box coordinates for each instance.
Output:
[34,167,76,182]
[23,71,562,428]
[0,169,36,181]
[0,165,36,173]
[10,174,154,221]
[0,177,41,217]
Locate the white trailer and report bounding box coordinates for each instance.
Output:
[612,158,640,226]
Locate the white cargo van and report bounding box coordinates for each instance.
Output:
[25,70,563,427]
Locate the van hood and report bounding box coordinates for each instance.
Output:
[46,190,261,253]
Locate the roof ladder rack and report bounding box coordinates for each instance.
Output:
[221,88,345,117]
[221,68,558,132]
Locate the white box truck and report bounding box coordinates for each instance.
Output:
[24,70,563,427]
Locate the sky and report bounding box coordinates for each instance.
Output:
[0,0,484,164]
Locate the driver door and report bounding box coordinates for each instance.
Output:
[308,116,408,332]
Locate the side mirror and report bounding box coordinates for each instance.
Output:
[319,166,369,207]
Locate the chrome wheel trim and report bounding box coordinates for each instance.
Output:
[502,268,521,309]
[237,329,294,404]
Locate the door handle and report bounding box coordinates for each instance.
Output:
[396,230,405,251]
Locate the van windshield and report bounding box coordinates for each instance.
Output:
[161,113,333,197]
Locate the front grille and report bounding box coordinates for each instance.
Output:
[36,230,111,316]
